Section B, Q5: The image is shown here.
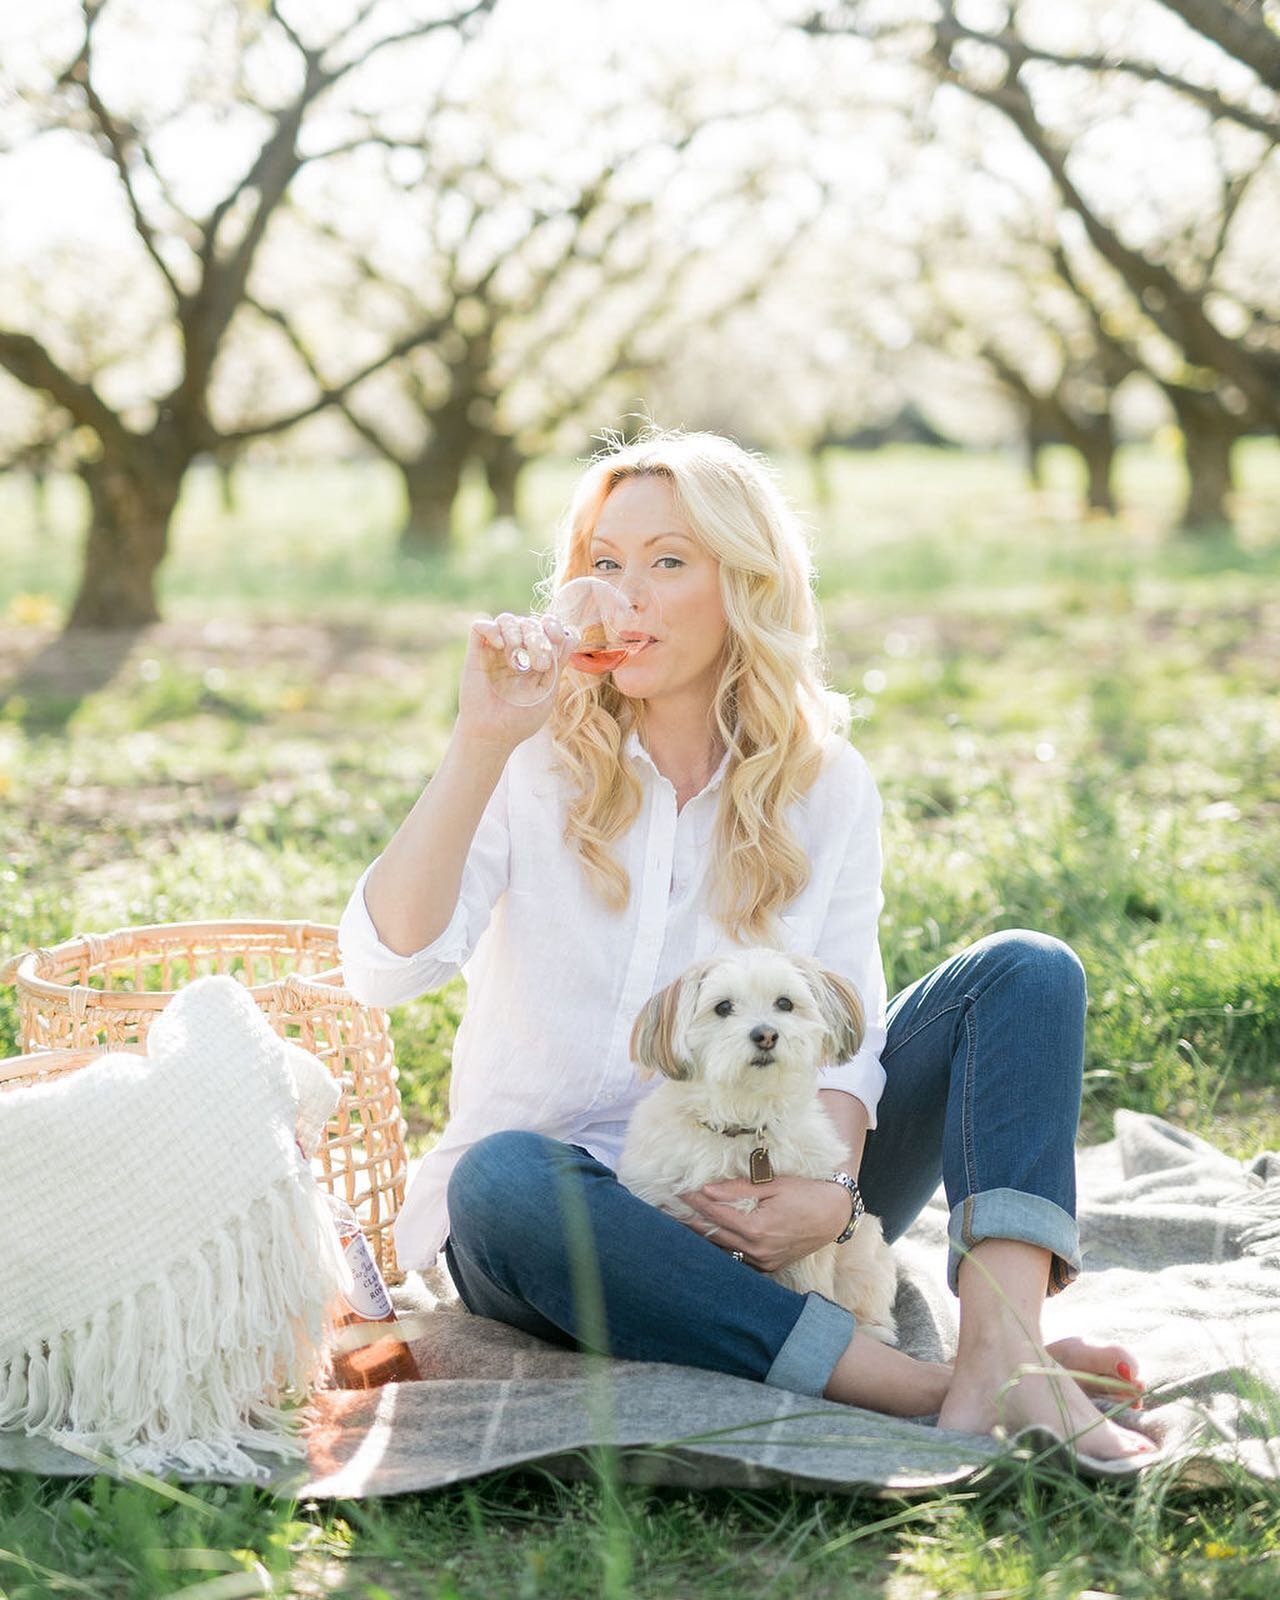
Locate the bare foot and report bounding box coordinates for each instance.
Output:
[1044,1336,1145,1407]
[940,1337,1145,1407]
[937,1333,1157,1461]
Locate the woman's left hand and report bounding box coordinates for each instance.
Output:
[662,1175,851,1274]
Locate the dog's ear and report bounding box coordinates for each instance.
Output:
[792,957,866,1064]
[629,979,689,1081]
[630,960,716,1081]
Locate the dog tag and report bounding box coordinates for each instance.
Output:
[749,1144,774,1184]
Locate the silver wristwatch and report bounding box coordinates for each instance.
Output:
[828,1170,865,1244]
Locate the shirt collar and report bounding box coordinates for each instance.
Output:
[624,729,732,798]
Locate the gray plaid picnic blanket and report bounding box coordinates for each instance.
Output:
[3,1111,1277,1495]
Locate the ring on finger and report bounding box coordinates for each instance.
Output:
[730,1250,745,1263]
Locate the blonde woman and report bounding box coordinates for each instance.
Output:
[338,427,1154,1460]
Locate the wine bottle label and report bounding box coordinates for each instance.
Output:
[339,1231,394,1320]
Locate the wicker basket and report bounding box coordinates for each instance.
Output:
[0,1044,124,1091]
[0,919,409,1283]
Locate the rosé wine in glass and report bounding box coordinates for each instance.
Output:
[491,574,663,706]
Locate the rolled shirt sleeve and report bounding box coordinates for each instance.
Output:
[337,758,512,1008]
[813,750,888,1128]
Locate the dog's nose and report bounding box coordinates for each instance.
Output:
[750,1024,777,1051]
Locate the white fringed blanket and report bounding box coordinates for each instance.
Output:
[0,974,350,1480]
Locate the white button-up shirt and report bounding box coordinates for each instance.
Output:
[338,724,888,1271]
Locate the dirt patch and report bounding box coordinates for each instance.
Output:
[0,617,399,694]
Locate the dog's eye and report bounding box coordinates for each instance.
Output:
[776,997,794,1011]
[714,1000,734,1017]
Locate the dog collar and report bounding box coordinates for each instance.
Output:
[697,1121,775,1184]
[697,1121,766,1138]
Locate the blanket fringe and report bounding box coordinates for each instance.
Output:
[0,1172,349,1481]
[1224,1179,1280,1265]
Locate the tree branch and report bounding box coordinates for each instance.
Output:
[266,0,316,64]
[1204,148,1262,283]
[59,7,183,303]
[244,292,396,456]
[920,4,1280,429]
[1159,0,1280,88]
[295,132,442,165]
[218,306,457,446]
[1047,236,1250,425]
[933,10,1279,142]
[319,0,499,84]
[182,1,499,413]
[0,329,132,455]
[534,181,834,440]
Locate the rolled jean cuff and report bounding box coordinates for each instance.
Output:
[948,1188,1081,1298]
[762,1291,855,1397]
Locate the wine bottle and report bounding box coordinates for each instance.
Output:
[324,1194,421,1388]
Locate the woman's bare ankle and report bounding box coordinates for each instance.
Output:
[822,1331,950,1417]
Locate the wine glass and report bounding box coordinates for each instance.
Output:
[491,575,664,707]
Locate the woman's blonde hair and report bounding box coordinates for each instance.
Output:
[535,424,853,947]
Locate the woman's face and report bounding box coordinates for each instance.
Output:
[586,474,729,708]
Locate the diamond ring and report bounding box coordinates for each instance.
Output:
[730,1250,744,1263]
[512,647,531,671]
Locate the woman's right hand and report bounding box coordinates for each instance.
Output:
[456,612,573,752]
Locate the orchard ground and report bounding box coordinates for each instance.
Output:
[1,440,1277,1598]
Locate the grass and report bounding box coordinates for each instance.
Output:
[0,439,1278,1595]
[3,1447,1280,1597]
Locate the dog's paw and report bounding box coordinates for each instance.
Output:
[859,1320,899,1347]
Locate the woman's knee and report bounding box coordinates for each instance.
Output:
[447,1129,574,1240]
[972,927,1087,1009]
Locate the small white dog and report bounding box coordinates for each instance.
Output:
[616,947,898,1344]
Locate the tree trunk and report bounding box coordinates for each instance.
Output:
[1021,396,1055,491]
[482,433,525,522]
[808,443,834,515]
[217,455,237,514]
[1024,429,1048,491]
[1054,381,1116,517]
[65,456,185,630]
[1179,416,1236,532]
[30,467,50,535]
[399,402,475,555]
[399,450,466,555]
[1079,422,1116,516]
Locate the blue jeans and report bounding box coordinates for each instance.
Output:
[444,928,1086,1399]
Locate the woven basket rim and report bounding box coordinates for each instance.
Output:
[0,1043,146,1088]
[1,919,354,1006]
[5,1045,144,1065]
